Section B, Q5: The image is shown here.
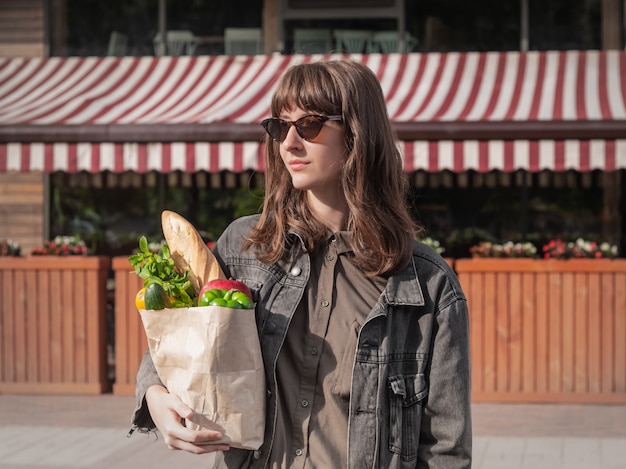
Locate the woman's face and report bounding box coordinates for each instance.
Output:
[278,106,347,199]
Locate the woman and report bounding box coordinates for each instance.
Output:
[132,60,472,468]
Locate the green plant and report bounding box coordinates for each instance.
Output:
[128,236,194,307]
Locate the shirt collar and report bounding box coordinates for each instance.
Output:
[327,231,353,255]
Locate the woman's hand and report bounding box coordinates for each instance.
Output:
[145,385,230,454]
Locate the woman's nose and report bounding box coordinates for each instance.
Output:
[281,124,303,149]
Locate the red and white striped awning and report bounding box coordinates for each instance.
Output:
[1,51,625,173]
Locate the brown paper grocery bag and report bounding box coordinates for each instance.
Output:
[139,306,265,450]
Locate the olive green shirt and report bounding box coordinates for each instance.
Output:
[268,232,387,468]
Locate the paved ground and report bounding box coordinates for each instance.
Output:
[0,394,625,468]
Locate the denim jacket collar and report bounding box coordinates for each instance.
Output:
[383,256,426,307]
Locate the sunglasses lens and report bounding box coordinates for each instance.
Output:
[264,119,288,142]
[295,116,324,140]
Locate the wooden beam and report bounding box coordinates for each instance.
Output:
[1,120,626,144]
[602,0,622,49]
[262,0,280,53]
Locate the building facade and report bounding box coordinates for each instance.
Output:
[0,0,624,255]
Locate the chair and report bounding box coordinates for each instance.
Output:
[333,29,372,54]
[367,31,418,53]
[107,31,128,56]
[153,30,199,56]
[293,28,333,54]
[224,28,262,55]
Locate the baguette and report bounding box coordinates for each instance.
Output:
[161,210,225,295]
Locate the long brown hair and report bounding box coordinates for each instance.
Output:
[245,60,421,276]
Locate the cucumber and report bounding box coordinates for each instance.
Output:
[144,283,171,310]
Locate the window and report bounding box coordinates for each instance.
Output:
[406,0,601,52]
[53,0,262,57]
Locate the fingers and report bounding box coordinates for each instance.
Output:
[162,424,230,454]
[163,434,230,454]
[174,400,193,420]
[145,385,230,454]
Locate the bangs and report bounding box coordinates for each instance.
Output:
[271,62,342,116]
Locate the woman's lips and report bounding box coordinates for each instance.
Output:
[288,160,309,171]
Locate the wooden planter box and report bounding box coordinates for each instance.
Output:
[0,256,111,394]
[112,256,147,396]
[456,258,626,403]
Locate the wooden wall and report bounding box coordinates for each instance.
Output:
[0,1,46,254]
[0,0,45,57]
[457,259,626,403]
[0,173,45,256]
[0,256,111,394]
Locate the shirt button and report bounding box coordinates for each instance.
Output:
[326,254,334,261]
[253,450,262,459]
[321,300,329,307]
[290,266,302,276]
[301,399,309,407]
[310,347,318,355]
[295,448,303,456]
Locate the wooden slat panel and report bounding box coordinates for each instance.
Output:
[496,272,509,392]
[534,272,548,393]
[615,272,626,391]
[0,256,111,394]
[61,269,73,383]
[0,0,44,43]
[1,270,15,381]
[14,270,26,382]
[0,173,44,254]
[600,272,615,392]
[467,271,483,395]
[548,272,562,393]
[521,272,535,393]
[0,43,44,57]
[561,272,575,392]
[74,270,87,383]
[483,272,496,393]
[86,269,101,384]
[587,273,601,393]
[508,272,522,392]
[574,272,588,392]
[37,269,51,383]
[454,259,626,403]
[50,269,63,383]
[25,268,38,381]
[471,390,626,403]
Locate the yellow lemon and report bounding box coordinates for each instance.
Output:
[135,287,146,310]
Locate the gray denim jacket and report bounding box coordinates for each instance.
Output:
[133,214,472,469]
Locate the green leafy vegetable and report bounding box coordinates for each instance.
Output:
[128,236,195,307]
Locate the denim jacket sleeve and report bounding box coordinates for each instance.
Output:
[130,348,164,430]
[418,296,472,468]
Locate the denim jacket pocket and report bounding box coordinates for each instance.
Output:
[388,373,428,461]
